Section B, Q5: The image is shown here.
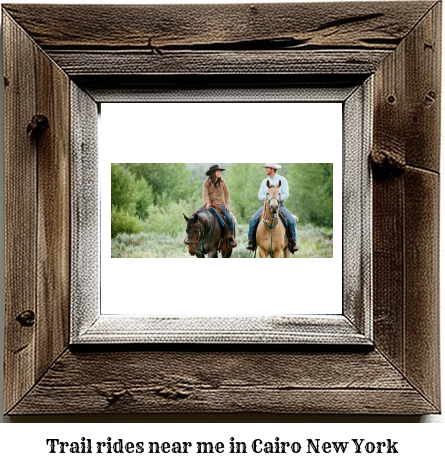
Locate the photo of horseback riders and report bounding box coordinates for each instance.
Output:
[111,163,334,259]
[183,164,237,258]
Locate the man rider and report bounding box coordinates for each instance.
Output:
[246,163,298,253]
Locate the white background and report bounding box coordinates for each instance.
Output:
[101,102,343,316]
[0,0,444,459]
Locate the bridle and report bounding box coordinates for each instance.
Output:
[262,192,281,258]
[184,210,213,258]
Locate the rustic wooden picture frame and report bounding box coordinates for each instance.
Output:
[3,2,441,415]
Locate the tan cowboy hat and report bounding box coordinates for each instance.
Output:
[261,163,282,170]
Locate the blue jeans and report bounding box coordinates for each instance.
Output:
[248,204,297,243]
[198,205,235,236]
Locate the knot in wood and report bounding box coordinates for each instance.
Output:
[154,386,191,400]
[27,114,49,140]
[105,390,128,405]
[370,149,405,177]
[425,90,436,105]
[96,385,130,405]
[147,38,163,55]
[16,310,35,327]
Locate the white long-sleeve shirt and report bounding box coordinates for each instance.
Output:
[258,174,289,202]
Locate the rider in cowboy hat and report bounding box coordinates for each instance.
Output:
[246,163,298,253]
[198,164,236,248]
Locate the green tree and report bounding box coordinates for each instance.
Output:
[134,177,154,220]
[111,164,143,237]
[111,206,143,238]
[187,163,213,183]
[285,163,333,227]
[111,163,138,214]
[225,163,265,223]
[124,163,200,206]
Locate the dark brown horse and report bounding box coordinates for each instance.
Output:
[183,210,233,258]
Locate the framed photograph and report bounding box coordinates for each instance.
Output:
[3,2,440,415]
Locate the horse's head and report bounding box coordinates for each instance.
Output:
[266,180,282,214]
[183,213,202,256]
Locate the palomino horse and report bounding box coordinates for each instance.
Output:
[183,210,234,258]
[256,181,291,258]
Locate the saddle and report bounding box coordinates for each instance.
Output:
[202,204,237,254]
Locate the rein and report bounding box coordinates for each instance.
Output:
[184,210,213,258]
[262,196,280,258]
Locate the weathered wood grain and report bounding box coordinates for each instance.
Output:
[372,38,406,370]
[76,74,366,102]
[404,167,440,409]
[35,44,71,380]
[371,2,441,412]
[4,1,433,80]
[343,82,373,336]
[2,2,435,50]
[74,316,370,345]
[70,83,100,338]
[8,349,438,415]
[48,50,391,77]
[3,11,71,414]
[372,175,405,369]
[3,12,37,414]
[404,2,441,172]
[371,1,440,173]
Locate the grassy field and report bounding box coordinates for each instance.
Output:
[111,223,333,258]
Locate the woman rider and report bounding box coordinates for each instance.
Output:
[199,164,236,248]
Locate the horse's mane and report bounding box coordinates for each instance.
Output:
[189,209,212,228]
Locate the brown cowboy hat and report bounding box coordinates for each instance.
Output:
[206,164,226,176]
